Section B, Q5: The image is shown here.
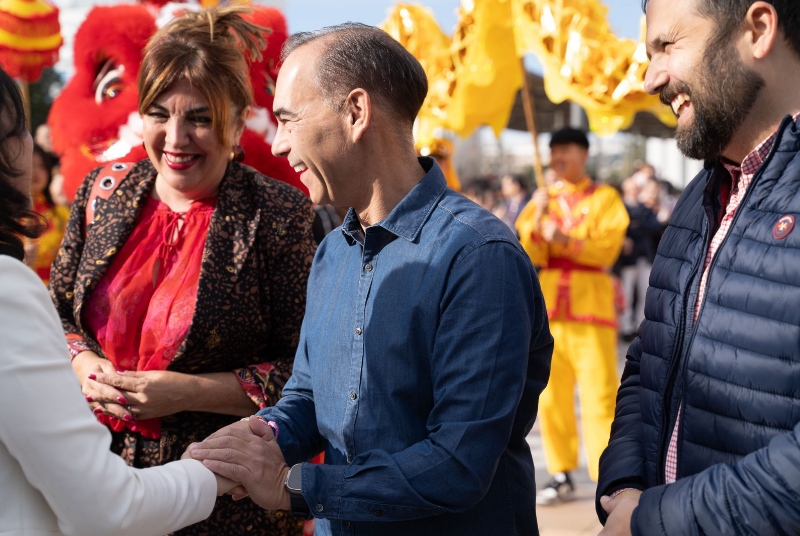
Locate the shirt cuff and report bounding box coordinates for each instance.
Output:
[66,334,92,360]
[302,462,346,520]
[234,363,277,409]
[610,487,634,498]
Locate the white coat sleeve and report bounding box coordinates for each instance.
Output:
[0,257,217,536]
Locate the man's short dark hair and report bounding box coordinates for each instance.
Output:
[549,128,590,150]
[642,0,800,57]
[281,23,428,128]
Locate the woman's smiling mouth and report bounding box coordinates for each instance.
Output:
[164,151,200,170]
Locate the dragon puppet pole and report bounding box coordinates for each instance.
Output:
[19,81,30,131]
[519,57,545,189]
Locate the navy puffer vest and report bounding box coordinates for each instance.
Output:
[598,115,800,535]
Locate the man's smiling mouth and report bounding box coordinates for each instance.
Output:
[671,93,691,118]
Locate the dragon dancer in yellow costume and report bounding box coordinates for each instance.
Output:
[516,128,628,505]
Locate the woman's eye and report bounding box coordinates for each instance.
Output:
[190,116,212,124]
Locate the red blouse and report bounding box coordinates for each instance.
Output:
[84,195,215,439]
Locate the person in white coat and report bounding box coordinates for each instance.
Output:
[0,66,234,536]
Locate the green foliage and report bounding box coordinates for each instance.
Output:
[29,68,63,132]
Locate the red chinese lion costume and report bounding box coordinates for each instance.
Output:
[48,1,304,201]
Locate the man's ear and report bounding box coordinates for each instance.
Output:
[744,1,779,60]
[342,88,371,143]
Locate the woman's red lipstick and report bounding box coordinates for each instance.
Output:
[163,151,199,170]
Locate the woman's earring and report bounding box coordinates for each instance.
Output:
[230,145,245,163]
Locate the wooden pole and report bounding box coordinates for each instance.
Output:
[19,80,31,132]
[519,57,545,188]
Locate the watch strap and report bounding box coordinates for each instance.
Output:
[289,492,311,519]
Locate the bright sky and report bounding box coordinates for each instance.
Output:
[284,0,644,46]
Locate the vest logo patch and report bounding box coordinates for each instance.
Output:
[773,215,795,240]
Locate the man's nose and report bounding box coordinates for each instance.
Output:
[643,58,669,95]
[271,124,289,158]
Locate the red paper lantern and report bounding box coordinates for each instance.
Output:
[0,0,62,82]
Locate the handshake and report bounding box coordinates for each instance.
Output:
[182,415,292,511]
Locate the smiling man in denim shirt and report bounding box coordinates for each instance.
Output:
[190,22,553,536]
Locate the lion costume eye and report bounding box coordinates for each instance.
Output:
[264,72,275,97]
[93,59,126,104]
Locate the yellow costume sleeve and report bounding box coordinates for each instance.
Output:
[561,186,629,268]
[516,199,549,267]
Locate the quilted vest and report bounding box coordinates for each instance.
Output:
[640,115,800,485]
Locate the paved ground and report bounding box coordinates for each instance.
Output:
[525,340,631,535]
[527,421,603,536]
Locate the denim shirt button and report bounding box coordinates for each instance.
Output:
[344,521,351,528]
[364,263,373,272]
[347,455,353,463]
[315,503,324,513]
[355,327,362,336]
[349,392,357,401]
[372,510,384,517]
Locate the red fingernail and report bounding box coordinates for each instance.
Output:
[123,414,134,422]
[85,396,93,402]
[93,408,103,414]
[130,425,139,432]
[117,396,127,404]
[116,370,124,374]
[88,374,96,380]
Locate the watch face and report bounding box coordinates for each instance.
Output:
[287,464,303,493]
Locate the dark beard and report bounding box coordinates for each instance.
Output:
[661,37,765,160]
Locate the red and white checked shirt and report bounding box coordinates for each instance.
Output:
[663,114,800,483]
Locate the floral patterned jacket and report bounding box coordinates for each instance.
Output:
[49,159,316,466]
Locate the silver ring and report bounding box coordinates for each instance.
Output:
[127,405,132,414]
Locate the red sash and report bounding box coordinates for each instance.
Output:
[546,257,602,273]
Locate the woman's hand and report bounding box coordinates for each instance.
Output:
[182,435,247,499]
[92,370,193,421]
[72,351,133,422]
[213,474,241,496]
[90,369,257,422]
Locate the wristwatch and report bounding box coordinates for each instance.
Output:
[285,463,310,518]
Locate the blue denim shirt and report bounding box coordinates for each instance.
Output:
[259,158,552,535]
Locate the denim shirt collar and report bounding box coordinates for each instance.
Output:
[341,157,447,245]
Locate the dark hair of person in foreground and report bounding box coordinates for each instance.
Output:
[0,67,44,240]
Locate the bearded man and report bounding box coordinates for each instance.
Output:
[596,1,800,535]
